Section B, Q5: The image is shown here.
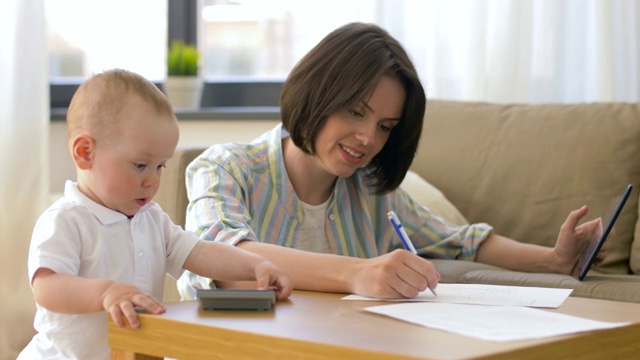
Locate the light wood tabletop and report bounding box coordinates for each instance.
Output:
[109,290,640,360]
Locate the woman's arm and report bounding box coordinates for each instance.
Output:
[475,234,559,272]
[475,205,605,274]
[229,241,440,299]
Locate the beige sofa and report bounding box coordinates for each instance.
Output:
[157,99,640,303]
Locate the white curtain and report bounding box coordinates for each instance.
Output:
[388,0,640,103]
[281,0,639,103]
[46,1,635,105]
[0,0,48,359]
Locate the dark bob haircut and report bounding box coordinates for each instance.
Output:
[280,22,426,194]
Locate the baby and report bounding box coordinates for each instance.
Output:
[18,69,292,360]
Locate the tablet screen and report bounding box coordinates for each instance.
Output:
[571,184,633,280]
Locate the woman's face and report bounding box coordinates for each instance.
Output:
[314,75,405,179]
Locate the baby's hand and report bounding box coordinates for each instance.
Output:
[254,261,292,301]
[101,282,165,328]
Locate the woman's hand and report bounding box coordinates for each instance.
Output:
[553,205,608,274]
[348,249,440,299]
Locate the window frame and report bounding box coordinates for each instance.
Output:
[49,0,282,118]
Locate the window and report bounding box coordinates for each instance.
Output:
[46,0,167,81]
[200,0,383,80]
[46,0,167,109]
[47,0,387,111]
[197,0,386,110]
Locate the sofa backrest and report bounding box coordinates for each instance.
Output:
[411,100,640,275]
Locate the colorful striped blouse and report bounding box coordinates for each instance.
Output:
[178,124,493,299]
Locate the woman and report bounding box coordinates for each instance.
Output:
[179,22,602,300]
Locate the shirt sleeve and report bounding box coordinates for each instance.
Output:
[391,187,493,261]
[185,147,259,245]
[28,208,82,282]
[159,208,201,280]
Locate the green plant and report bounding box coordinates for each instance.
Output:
[167,40,200,76]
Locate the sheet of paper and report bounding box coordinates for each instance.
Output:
[365,302,630,342]
[342,283,573,308]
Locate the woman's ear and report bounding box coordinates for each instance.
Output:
[70,134,94,170]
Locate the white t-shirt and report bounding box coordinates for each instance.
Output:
[18,181,200,360]
[294,197,332,254]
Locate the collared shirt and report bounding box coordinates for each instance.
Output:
[19,181,200,360]
[179,124,492,299]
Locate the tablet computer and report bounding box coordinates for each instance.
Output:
[571,184,633,280]
[197,289,276,311]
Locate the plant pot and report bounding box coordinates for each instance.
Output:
[163,76,203,110]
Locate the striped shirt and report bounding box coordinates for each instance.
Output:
[178,124,492,299]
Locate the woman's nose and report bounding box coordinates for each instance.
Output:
[355,121,376,146]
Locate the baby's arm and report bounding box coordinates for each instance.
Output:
[183,241,292,301]
[31,268,165,328]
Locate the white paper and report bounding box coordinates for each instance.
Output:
[365,302,630,342]
[342,283,573,308]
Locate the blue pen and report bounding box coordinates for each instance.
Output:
[387,210,438,297]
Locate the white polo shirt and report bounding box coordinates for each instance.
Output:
[19,181,200,360]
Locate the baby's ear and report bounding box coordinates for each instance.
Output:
[70,134,94,170]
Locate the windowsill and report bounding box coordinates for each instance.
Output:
[50,106,281,121]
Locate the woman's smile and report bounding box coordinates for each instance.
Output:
[339,144,365,165]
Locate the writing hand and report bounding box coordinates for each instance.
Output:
[348,249,440,299]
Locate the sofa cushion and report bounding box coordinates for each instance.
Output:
[459,269,640,303]
[400,170,468,226]
[411,100,640,275]
[430,259,502,283]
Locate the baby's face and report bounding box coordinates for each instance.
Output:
[83,102,179,217]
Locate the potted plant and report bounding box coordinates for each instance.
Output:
[163,40,203,110]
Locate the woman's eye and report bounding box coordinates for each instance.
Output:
[380,121,399,133]
[349,109,364,117]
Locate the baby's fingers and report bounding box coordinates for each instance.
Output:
[108,302,131,329]
[255,273,292,301]
[273,281,292,301]
[132,293,166,315]
[268,275,292,301]
[119,302,141,329]
[109,295,165,329]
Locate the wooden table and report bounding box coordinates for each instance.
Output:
[109,290,640,360]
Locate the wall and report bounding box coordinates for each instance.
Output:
[49,119,280,194]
